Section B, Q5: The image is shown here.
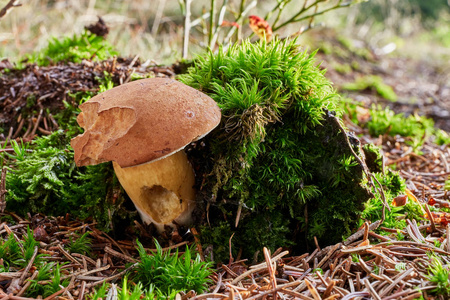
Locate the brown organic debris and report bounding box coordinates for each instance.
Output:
[0,58,176,142]
[0,213,191,299]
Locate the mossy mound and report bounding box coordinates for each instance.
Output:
[180,39,380,261]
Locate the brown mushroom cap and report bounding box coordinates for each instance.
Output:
[71,78,221,168]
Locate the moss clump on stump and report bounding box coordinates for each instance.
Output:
[180,39,380,261]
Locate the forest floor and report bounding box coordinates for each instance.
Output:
[0,29,449,299]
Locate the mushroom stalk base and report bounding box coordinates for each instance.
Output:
[112,151,196,232]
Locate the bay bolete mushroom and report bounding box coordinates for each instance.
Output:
[70,78,221,231]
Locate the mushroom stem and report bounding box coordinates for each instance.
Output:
[112,150,196,231]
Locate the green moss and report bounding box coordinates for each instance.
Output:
[435,129,450,146]
[360,170,407,229]
[363,144,383,173]
[333,62,353,74]
[3,131,127,231]
[344,101,448,149]
[351,61,361,71]
[378,169,406,196]
[445,176,450,191]
[133,240,213,296]
[318,41,334,55]
[342,75,398,102]
[25,31,118,67]
[427,255,450,297]
[367,105,441,149]
[335,36,372,60]
[180,38,380,260]
[199,222,235,262]
[360,169,427,231]
[403,200,426,222]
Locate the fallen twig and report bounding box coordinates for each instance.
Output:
[0,0,21,20]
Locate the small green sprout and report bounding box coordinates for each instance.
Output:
[427,255,450,296]
[17,227,42,268]
[313,268,324,275]
[445,176,450,191]
[27,263,69,298]
[133,240,213,297]
[372,265,380,275]
[117,276,176,300]
[395,262,407,271]
[120,276,144,300]
[0,227,43,269]
[434,240,442,248]
[0,234,21,269]
[89,282,109,300]
[396,230,406,241]
[67,232,92,255]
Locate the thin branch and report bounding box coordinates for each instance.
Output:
[0,0,21,20]
[151,0,166,35]
[237,0,246,42]
[223,0,257,48]
[210,0,229,49]
[0,168,7,213]
[190,12,211,27]
[182,0,192,59]
[272,0,328,31]
[271,0,292,31]
[208,0,216,49]
[265,0,295,31]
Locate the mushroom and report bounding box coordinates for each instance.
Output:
[70,78,221,231]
